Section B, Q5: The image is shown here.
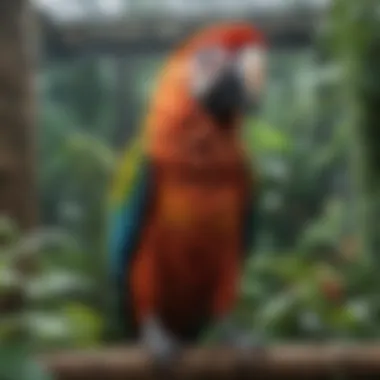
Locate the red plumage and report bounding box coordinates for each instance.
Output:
[126,23,265,341]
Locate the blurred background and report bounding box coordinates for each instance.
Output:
[1,0,380,378]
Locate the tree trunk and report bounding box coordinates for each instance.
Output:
[0,0,37,230]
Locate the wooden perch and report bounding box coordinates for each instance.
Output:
[41,344,380,380]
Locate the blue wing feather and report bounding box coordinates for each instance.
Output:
[107,145,153,337]
[108,157,152,285]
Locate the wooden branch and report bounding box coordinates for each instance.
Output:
[41,344,380,380]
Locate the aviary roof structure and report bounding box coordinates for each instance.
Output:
[34,0,331,56]
[34,0,330,24]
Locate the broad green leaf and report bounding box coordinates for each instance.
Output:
[244,119,292,153]
[60,303,103,348]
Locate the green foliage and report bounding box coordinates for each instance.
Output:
[244,118,292,155]
[0,216,104,379]
[329,0,380,260]
[0,343,53,380]
[0,216,103,350]
[238,253,368,341]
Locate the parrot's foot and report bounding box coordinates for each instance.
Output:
[141,316,182,368]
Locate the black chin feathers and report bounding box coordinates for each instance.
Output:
[200,67,259,125]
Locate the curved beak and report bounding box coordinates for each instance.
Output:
[199,47,266,123]
[200,66,246,123]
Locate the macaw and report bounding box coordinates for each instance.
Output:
[108,22,267,364]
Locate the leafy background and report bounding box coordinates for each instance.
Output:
[2,0,380,378]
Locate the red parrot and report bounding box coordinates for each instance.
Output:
[108,22,267,363]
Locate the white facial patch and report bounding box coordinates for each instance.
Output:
[191,46,229,99]
[237,46,267,99]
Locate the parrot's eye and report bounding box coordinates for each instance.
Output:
[237,46,267,98]
[191,46,229,99]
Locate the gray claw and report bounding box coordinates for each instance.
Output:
[141,316,182,366]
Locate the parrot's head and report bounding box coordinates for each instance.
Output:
[185,23,267,125]
[147,23,267,158]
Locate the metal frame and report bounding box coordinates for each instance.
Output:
[40,9,323,58]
